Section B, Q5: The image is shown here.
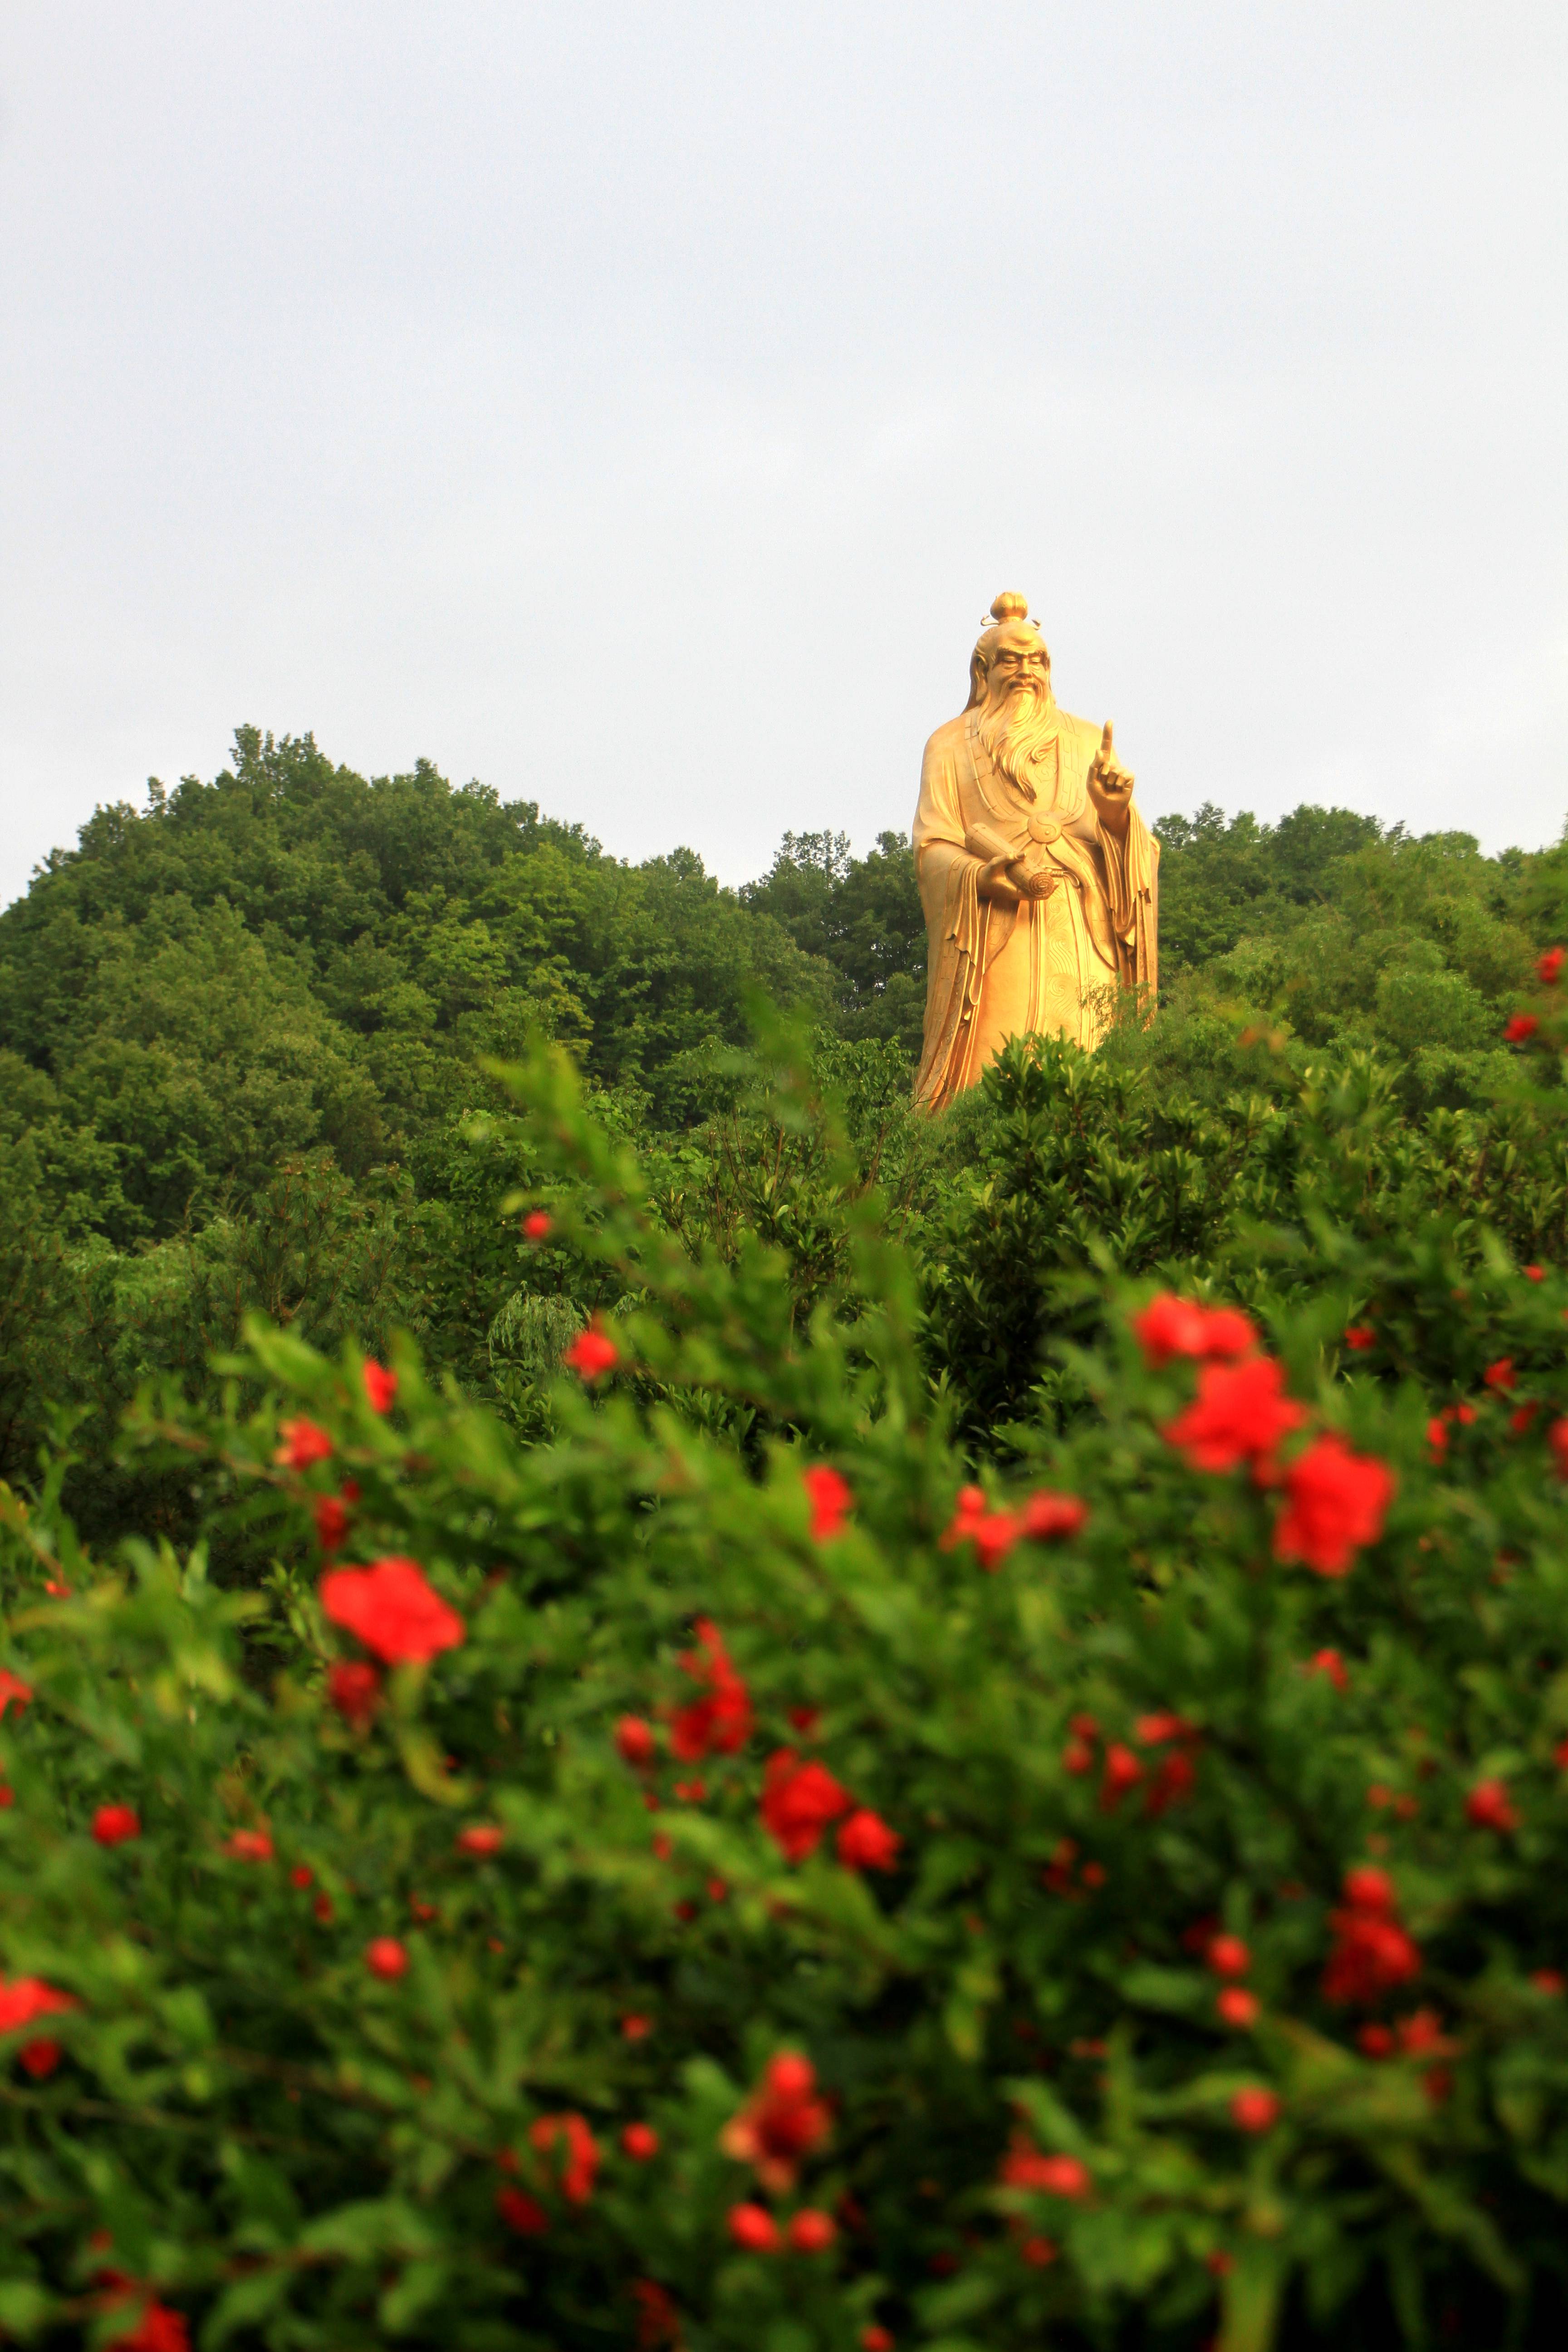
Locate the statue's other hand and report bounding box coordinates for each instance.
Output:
[1014,864,1058,901]
[1086,719,1135,837]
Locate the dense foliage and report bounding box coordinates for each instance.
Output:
[8,1012,1568,2349]
[8,732,1568,2346]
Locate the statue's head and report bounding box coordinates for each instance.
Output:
[966,591,1051,714]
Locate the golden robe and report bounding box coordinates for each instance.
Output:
[912,701,1158,1111]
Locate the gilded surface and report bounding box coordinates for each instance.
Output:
[913,591,1158,1110]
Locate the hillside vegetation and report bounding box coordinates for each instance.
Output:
[8,731,1568,2347]
[4,727,1565,1531]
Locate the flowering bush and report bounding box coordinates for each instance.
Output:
[5,1039,1568,2348]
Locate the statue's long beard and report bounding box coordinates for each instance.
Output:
[978,682,1062,802]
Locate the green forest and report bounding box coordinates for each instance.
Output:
[8,730,1568,2349]
[5,725,1566,1536]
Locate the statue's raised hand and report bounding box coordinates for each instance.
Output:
[1086,720,1134,838]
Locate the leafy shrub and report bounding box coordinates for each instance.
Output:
[6,1033,1568,2349]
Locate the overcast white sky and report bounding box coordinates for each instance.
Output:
[2,2,1565,906]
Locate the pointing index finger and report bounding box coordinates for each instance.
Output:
[1099,720,1114,760]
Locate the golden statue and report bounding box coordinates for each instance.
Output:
[913,592,1158,1110]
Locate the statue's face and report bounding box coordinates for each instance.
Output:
[985,631,1049,706]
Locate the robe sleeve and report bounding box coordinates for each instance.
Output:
[1096,805,1159,997]
[912,727,1013,1107]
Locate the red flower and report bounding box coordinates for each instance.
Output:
[365,1937,408,1980]
[564,1321,619,1378]
[632,2279,680,2349]
[728,2203,780,2253]
[19,2037,60,2078]
[1273,1436,1395,1576]
[1161,1356,1306,1472]
[1132,1294,1256,1366]
[621,2122,660,2161]
[0,1670,32,1719]
[457,1824,505,1857]
[313,1891,334,1923]
[531,2112,599,2203]
[1069,1712,1099,1739]
[787,2209,837,2253]
[496,2185,549,2235]
[999,2146,1091,2200]
[760,1751,853,1861]
[313,1494,353,1552]
[940,1485,987,1548]
[1099,1744,1143,1811]
[1216,1988,1259,2029]
[940,1487,1024,1568]
[319,1557,465,1665]
[1307,1648,1349,1692]
[92,1804,141,1847]
[0,1977,76,2034]
[290,1865,313,1887]
[1465,1778,1519,1833]
[1344,1324,1375,1351]
[620,2013,652,2040]
[522,1210,554,1242]
[861,2331,895,2352]
[1323,1893,1421,2005]
[1426,1416,1449,1460]
[1206,1934,1250,1978]
[1358,2022,1394,2057]
[1484,1357,1516,1393]
[1526,1263,1546,1281]
[1551,1419,1568,1479]
[1540,947,1566,984]
[1144,1750,1196,1815]
[1505,1012,1539,1042]
[835,1809,901,1872]
[275,1417,333,1471]
[106,2303,190,2352]
[328,1660,382,1724]
[1230,2087,1280,2134]
[363,1361,397,1413]
[1532,1970,1566,1995]
[1021,1490,1089,1543]
[1061,1739,1093,1776]
[1134,1712,1192,1746]
[615,1714,657,1766]
[1512,1403,1541,1434]
[802,1465,852,1541]
[720,2053,832,2191]
[670,1620,752,1759]
[224,1829,273,1862]
[787,1705,822,1735]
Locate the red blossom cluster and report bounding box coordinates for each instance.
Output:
[1132,1293,1257,1367]
[531,2111,600,2204]
[275,1417,333,1471]
[1142,1299,1396,1573]
[363,1360,397,1413]
[319,1556,465,1666]
[998,2141,1092,2200]
[1161,1355,1306,1471]
[1322,1866,1421,2006]
[93,1803,141,1846]
[1274,1436,1396,1576]
[1062,1713,1199,1817]
[720,2052,833,2192]
[670,1620,753,1759]
[1505,1012,1539,1043]
[941,1484,1088,1569]
[760,1749,900,1872]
